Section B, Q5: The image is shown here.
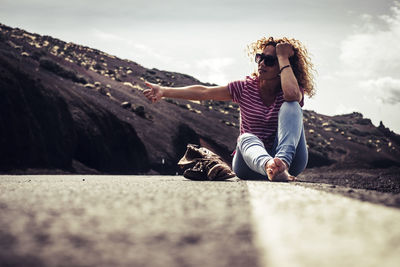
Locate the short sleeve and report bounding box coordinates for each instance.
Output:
[227,79,246,103]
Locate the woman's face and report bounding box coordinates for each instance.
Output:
[257,45,280,80]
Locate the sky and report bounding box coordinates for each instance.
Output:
[1,0,400,133]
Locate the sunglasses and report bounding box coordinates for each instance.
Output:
[255,53,278,66]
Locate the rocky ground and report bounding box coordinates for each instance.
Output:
[299,166,400,207]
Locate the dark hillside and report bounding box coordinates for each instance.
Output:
[1,23,400,174]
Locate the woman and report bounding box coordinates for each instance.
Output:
[143,37,315,181]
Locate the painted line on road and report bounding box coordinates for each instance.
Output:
[247,181,400,267]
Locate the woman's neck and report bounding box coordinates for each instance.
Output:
[259,77,281,95]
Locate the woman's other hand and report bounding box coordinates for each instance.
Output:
[276,43,294,59]
[143,82,164,103]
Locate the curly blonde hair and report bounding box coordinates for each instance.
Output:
[247,36,316,97]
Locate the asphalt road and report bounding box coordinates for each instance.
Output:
[1,175,400,267]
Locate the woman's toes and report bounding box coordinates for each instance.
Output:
[267,167,278,181]
[265,158,291,182]
[272,170,290,182]
[266,159,276,169]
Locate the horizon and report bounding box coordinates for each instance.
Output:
[1,0,400,133]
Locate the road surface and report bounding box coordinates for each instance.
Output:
[1,175,399,267]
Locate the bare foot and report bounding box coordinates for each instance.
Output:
[265,158,296,182]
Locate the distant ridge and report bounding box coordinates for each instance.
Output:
[1,22,399,174]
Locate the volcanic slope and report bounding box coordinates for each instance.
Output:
[1,23,399,174]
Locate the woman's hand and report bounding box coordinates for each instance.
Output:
[143,82,164,103]
[275,43,301,102]
[276,43,294,59]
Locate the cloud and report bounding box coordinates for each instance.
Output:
[131,43,175,65]
[92,29,125,41]
[196,58,234,73]
[335,104,357,115]
[195,57,235,85]
[359,77,400,104]
[339,2,400,78]
[338,1,400,105]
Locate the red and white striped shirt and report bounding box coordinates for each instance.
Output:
[228,76,303,149]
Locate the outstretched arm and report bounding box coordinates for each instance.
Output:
[143,82,232,103]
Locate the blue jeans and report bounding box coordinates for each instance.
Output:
[232,101,308,180]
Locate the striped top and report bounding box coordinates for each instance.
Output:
[228,76,304,149]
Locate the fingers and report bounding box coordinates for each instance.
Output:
[273,158,286,172]
[143,82,158,103]
[274,158,290,173]
[143,89,156,103]
[143,89,152,97]
[276,43,294,57]
[272,158,281,172]
[277,43,293,49]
